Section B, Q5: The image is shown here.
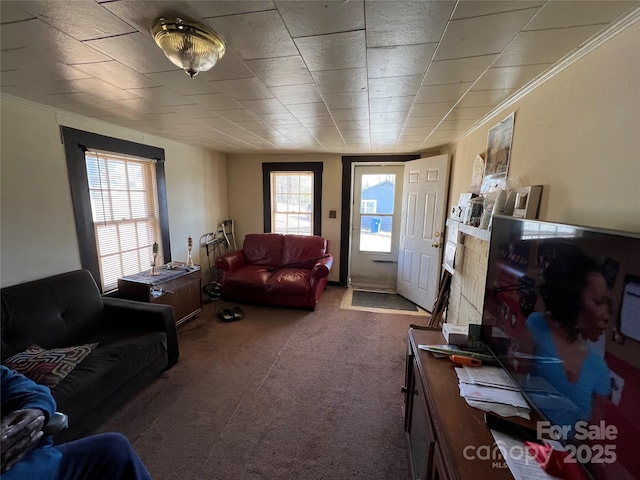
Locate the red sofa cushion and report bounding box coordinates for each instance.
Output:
[265,269,312,296]
[282,235,327,267]
[243,234,283,267]
[224,265,273,292]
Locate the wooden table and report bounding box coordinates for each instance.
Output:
[117,266,203,326]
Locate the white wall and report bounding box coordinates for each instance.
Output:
[0,96,228,288]
[443,20,640,234]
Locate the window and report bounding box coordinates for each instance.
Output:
[361,200,377,214]
[86,150,163,291]
[62,127,171,293]
[271,172,313,235]
[262,162,323,236]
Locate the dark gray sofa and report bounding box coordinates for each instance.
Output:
[1,269,179,443]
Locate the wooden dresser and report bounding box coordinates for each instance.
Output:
[117,266,203,326]
[403,328,517,480]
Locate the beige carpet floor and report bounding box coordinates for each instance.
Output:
[98,286,429,480]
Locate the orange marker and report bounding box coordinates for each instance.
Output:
[449,355,482,367]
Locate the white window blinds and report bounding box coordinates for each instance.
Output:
[270,172,313,236]
[85,149,163,292]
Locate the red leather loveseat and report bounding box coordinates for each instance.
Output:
[215,233,333,310]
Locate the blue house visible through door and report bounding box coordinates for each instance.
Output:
[361,180,394,233]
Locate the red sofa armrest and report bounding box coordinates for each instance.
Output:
[310,254,333,284]
[215,250,247,273]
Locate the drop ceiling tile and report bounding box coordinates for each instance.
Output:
[342,131,370,140]
[16,1,135,41]
[126,86,197,107]
[204,52,256,81]
[190,1,275,18]
[211,77,273,100]
[310,126,341,136]
[473,64,550,91]
[109,98,177,116]
[286,102,331,118]
[216,109,262,122]
[330,108,369,121]
[285,132,322,143]
[145,70,219,94]
[365,1,454,47]
[410,102,455,116]
[64,78,141,101]
[524,1,637,30]
[311,68,367,94]
[368,76,422,99]
[0,75,77,97]
[205,10,298,60]
[298,116,336,128]
[404,116,441,128]
[444,106,493,121]
[335,119,369,131]
[323,92,368,110]
[451,1,543,20]
[369,96,414,113]
[370,111,409,125]
[415,83,472,104]
[0,3,35,23]
[403,126,436,138]
[244,56,313,87]
[434,8,540,61]
[75,62,161,90]
[275,0,364,37]
[100,1,199,40]
[456,88,515,108]
[295,31,366,71]
[367,44,437,78]
[399,133,429,141]
[423,54,498,86]
[172,104,224,119]
[199,117,245,129]
[493,25,604,67]
[233,121,271,132]
[1,19,110,64]
[186,93,244,111]
[269,84,323,105]
[86,32,172,74]
[370,123,403,134]
[240,98,288,115]
[273,123,310,135]
[48,92,134,117]
[258,111,299,125]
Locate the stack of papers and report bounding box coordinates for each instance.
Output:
[455,365,531,419]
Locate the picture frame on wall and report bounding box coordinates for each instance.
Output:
[481,112,515,193]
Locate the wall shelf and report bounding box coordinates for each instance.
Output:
[446,218,492,242]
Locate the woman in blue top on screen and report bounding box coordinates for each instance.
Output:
[525,250,612,430]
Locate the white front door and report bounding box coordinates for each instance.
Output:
[397,155,450,311]
[349,164,405,291]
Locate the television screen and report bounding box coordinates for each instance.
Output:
[481,216,640,479]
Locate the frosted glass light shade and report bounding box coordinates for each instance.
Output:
[151,17,226,78]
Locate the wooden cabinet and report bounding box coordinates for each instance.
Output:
[403,328,515,480]
[117,266,203,326]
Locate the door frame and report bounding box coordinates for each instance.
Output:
[339,155,420,287]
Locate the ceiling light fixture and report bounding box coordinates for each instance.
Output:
[151,17,226,79]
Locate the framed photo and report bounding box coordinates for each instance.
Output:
[481,112,515,193]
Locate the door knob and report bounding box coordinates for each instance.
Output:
[432,242,440,248]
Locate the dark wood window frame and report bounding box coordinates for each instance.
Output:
[61,126,171,292]
[262,162,323,237]
[339,155,420,287]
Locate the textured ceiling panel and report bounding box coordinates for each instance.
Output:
[1,0,637,154]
